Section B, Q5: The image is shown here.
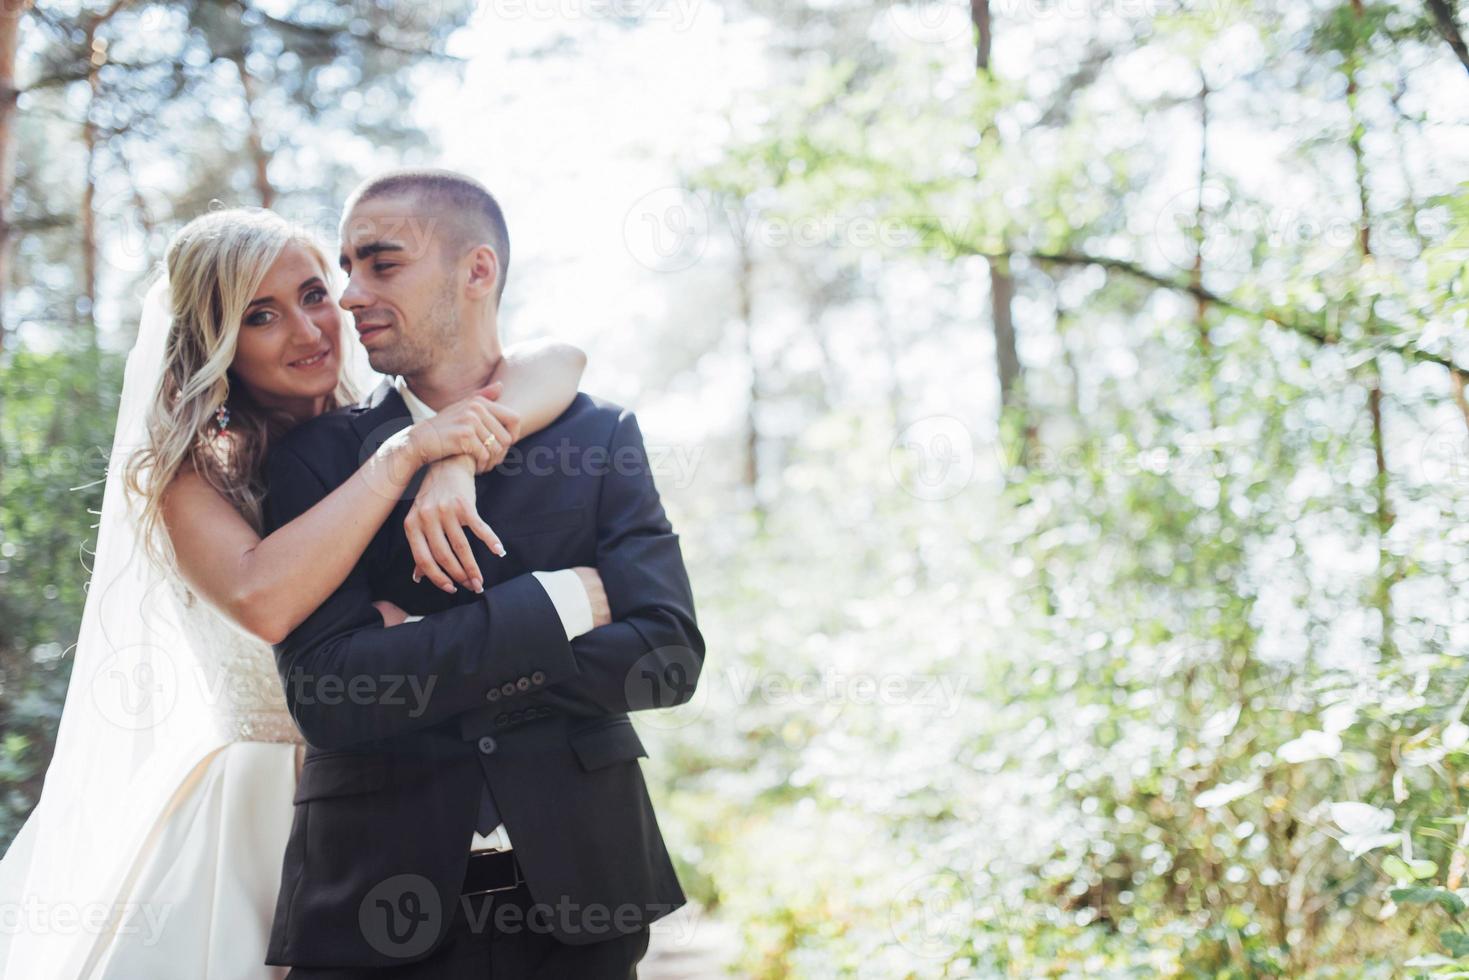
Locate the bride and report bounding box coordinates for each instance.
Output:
[0,206,588,978]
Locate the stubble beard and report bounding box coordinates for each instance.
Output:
[366,280,460,378]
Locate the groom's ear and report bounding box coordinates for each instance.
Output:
[463,244,501,302]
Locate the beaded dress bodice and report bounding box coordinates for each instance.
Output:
[169,582,303,745]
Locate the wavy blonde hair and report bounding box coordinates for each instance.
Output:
[124,207,359,572]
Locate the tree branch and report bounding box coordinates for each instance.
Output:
[1425,0,1469,79]
[948,243,1467,384]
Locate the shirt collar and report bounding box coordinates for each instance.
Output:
[393,376,436,423]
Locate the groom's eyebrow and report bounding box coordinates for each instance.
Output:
[339,241,406,270]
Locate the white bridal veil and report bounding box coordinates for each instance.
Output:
[0,279,250,978]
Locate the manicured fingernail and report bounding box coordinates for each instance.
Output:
[412,571,421,584]
[494,544,507,557]
[470,578,483,593]
[442,583,456,594]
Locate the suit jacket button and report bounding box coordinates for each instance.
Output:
[516,677,531,691]
[531,670,545,685]
[477,736,498,754]
[501,682,516,697]
[486,687,501,701]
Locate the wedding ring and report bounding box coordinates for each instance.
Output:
[483,434,500,454]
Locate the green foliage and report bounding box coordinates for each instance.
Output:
[657,0,1469,975]
[0,346,123,842]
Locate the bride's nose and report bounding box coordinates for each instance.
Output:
[287,308,324,344]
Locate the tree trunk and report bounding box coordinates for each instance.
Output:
[1425,0,1469,78]
[80,0,126,346]
[735,231,760,508]
[231,52,275,207]
[1348,0,1398,659]
[970,0,992,72]
[970,0,1032,462]
[0,2,26,353]
[989,255,1019,408]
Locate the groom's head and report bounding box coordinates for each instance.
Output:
[337,169,510,376]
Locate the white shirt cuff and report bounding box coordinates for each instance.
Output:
[531,569,595,641]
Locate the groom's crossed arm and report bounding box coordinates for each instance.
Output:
[264,432,578,751]
[514,407,705,721]
[262,407,704,751]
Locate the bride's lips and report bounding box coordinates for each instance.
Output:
[288,346,333,370]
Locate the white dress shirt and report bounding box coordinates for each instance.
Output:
[393,375,594,852]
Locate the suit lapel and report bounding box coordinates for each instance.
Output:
[350,378,411,451]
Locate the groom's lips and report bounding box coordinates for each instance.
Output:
[357,323,391,344]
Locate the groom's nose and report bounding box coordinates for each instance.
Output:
[339,273,369,312]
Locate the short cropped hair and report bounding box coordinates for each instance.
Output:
[344,169,511,306]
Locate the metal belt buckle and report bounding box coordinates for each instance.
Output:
[462,849,522,897]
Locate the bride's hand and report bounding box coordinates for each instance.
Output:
[403,456,506,594]
[404,382,513,471]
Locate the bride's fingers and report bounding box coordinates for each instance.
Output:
[404,522,453,593]
[440,519,483,592]
[483,400,523,443]
[459,419,494,471]
[422,522,467,592]
[462,507,506,559]
[478,416,512,469]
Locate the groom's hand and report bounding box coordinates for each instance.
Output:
[571,566,612,628]
[372,599,410,627]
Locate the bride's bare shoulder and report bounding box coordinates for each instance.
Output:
[161,460,240,528]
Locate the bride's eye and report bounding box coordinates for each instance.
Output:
[244,309,275,327]
[303,288,328,305]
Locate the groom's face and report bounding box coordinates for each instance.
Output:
[338,194,462,377]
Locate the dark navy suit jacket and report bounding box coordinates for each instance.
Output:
[260,380,703,969]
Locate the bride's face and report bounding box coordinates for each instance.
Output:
[230,243,343,420]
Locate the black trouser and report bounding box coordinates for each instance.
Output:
[283,879,651,980]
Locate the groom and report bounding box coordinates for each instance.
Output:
[260,169,704,977]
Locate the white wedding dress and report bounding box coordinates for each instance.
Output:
[0,278,359,980]
[0,578,305,975]
[81,583,303,980]
[71,581,301,980]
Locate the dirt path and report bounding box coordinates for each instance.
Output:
[640,904,739,978]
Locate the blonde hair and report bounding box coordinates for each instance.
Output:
[124,207,359,572]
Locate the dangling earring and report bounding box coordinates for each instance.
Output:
[214,402,231,436]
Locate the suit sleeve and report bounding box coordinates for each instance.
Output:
[525,409,705,718]
[263,440,578,751]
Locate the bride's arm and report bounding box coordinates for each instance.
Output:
[487,337,588,433]
[402,339,588,592]
[162,394,505,645]
[164,341,587,644]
